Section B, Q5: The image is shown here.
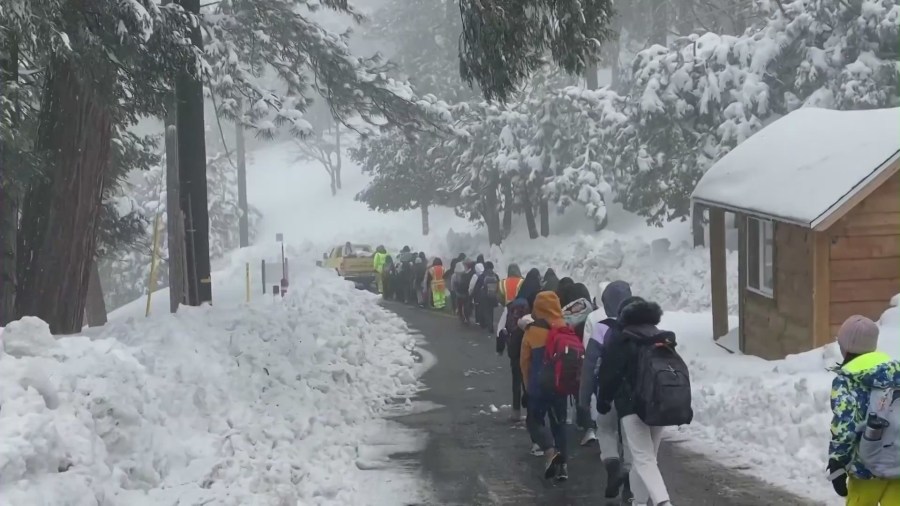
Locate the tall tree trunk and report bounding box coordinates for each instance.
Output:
[0,33,18,325]
[420,202,429,236]
[85,260,107,327]
[483,182,502,246]
[523,191,539,239]
[329,169,337,196]
[585,61,599,90]
[334,125,342,190]
[651,0,669,46]
[176,0,212,306]
[165,103,186,313]
[16,58,113,334]
[501,181,513,239]
[692,202,705,247]
[539,198,550,237]
[235,102,249,248]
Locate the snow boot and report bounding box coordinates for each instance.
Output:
[530,443,544,457]
[509,409,522,422]
[603,457,623,498]
[555,463,569,482]
[544,448,562,479]
[580,429,598,446]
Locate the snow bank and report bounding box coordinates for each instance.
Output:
[0,261,424,505]
[667,298,900,505]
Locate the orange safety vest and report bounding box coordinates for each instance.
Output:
[431,265,445,291]
[503,277,522,304]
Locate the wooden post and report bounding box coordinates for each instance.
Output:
[709,207,729,339]
[811,231,831,348]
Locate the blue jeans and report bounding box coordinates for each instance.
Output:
[526,393,568,462]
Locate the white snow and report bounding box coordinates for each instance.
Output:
[0,250,428,505]
[692,107,900,227]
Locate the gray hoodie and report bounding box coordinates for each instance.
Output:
[579,280,632,409]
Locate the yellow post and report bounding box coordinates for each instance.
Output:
[145,212,162,317]
[245,263,251,303]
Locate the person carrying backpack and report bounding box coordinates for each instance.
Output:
[497,296,532,421]
[582,280,633,501]
[477,262,501,335]
[521,291,584,481]
[827,315,900,505]
[468,263,485,325]
[561,283,596,446]
[597,297,689,506]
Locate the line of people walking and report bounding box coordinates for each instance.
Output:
[496,269,691,506]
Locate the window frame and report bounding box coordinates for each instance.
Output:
[746,216,775,298]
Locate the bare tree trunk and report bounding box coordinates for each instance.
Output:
[85,260,107,327]
[0,33,18,325]
[17,58,113,334]
[165,103,186,313]
[235,101,249,248]
[523,190,539,239]
[692,202,706,247]
[334,125,342,190]
[176,0,212,306]
[585,61,599,90]
[651,0,669,46]
[329,170,337,196]
[483,181,502,246]
[420,202,430,236]
[501,181,513,238]
[539,198,550,237]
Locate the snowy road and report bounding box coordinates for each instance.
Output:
[385,302,817,505]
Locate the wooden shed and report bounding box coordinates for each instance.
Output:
[692,107,900,359]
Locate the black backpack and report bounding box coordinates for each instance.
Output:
[502,298,530,359]
[627,329,693,427]
[481,272,500,302]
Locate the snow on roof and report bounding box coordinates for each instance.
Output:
[692,107,900,228]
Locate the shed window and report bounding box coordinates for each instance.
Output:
[746,217,774,296]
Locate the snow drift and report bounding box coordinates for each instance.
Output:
[0,261,423,505]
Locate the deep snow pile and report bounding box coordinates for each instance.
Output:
[665,297,900,504]
[0,260,423,505]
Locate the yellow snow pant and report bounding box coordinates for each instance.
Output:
[376,272,384,293]
[431,281,446,309]
[847,477,900,506]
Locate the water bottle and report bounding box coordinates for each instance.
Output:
[864,413,889,441]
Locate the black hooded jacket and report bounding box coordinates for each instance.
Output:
[596,298,667,419]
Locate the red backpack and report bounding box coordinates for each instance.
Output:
[539,325,585,396]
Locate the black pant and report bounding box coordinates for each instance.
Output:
[510,357,523,411]
[477,300,495,331]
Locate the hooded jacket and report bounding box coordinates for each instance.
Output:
[520,291,566,395]
[579,281,632,411]
[450,262,467,295]
[829,351,900,479]
[468,263,485,295]
[596,297,665,418]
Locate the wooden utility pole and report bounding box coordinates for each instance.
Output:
[235,103,249,248]
[176,0,212,305]
[165,103,186,312]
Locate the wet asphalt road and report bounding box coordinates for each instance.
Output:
[384,301,818,506]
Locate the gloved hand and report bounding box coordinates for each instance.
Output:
[827,459,848,497]
[597,401,611,415]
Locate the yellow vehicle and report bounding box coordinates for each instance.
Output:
[318,243,377,289]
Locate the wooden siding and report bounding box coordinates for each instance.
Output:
[740,218,814,359]
[827,172,900,334]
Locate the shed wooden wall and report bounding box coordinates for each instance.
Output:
[826,172,900,335]
[739,218,814,359]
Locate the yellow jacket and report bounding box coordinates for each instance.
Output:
[520,291,565,393]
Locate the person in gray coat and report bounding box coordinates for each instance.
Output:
[580,280,632,501]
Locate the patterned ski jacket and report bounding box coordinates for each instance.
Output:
[829,351,900,479]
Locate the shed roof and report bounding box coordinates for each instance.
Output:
[692,107,900,229]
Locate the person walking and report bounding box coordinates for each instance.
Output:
[451,262,469,323]
[597,297,679,506]
[521,291,571,481]
[373,245,387,294]
[500,264,524,305]
[477,261,501,336]
[827,315,900,505]
[426,258,447,310]
[542,268,560,292]
[468,263,485,325]
[414,255,428,307]
[582,280,633,500]
[560,282,595,444]
[447,253,466,310]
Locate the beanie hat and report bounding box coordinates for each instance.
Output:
[836,315,880,355]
